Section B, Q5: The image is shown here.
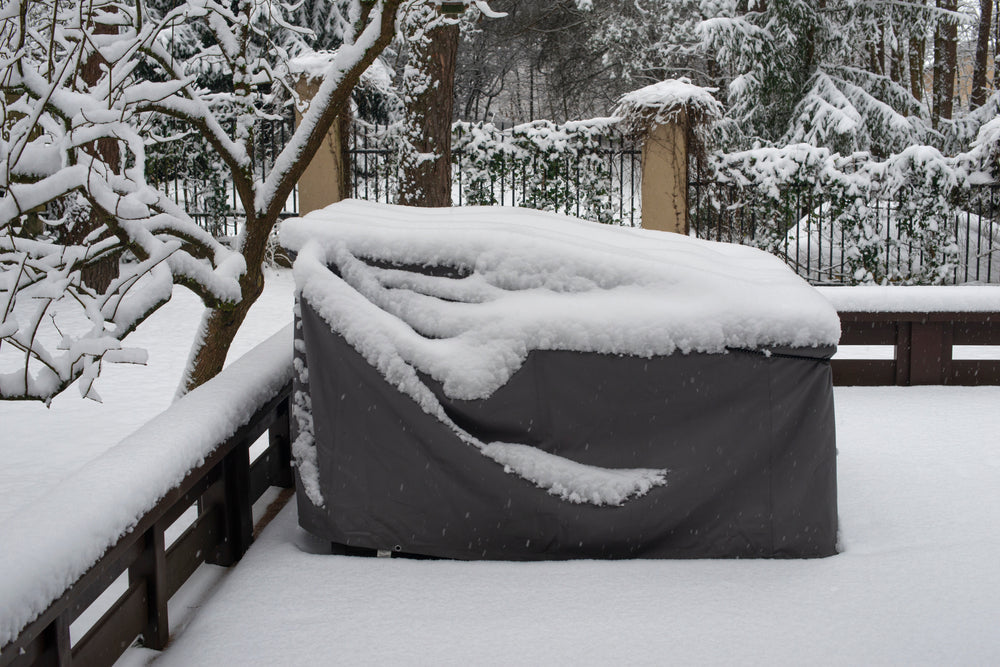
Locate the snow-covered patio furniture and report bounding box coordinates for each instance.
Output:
[280,201,841,559]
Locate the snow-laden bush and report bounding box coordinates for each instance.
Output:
[349,118,639,225]
[697,135,1000,285]
[453,118,636,225]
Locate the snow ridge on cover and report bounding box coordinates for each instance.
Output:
[0,327,293,651]
[281,201,839,506]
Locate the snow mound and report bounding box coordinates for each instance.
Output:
[281,201,838,506]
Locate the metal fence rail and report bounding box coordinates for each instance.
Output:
[151,117,998,285]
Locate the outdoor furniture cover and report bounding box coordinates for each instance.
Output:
[280,200,841,560]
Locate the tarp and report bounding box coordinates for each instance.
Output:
[294,298,838,560]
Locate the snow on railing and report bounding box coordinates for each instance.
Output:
[0,326,293,666]
[825,287,1000,385]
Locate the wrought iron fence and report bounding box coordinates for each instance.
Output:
[347,121,642,226]
[151,116,998,286]
[149,115,298,238]
[688,160,1000,285]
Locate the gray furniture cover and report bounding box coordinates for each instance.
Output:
[293,295,838,560]
[284,201,840,560]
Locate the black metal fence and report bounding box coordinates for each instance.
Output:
[688,160,1000,285]
[153,117,998,285]
[150,115,298,239]
[348,122,641,226]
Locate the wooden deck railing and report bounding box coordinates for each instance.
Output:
[0,380,293,667]
[833,311,1000,385]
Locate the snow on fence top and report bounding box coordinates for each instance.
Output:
[0,327,292,651]
[613,78,724,135]
[282,201,838,506]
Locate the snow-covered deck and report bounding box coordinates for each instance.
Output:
[3,267,999,664]
[148,385,1000,665]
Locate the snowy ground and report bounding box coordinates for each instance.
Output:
[2,269,999,664]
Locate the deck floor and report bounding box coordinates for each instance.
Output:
[148,386,1000,665]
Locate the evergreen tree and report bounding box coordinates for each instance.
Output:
[699,0,935,153]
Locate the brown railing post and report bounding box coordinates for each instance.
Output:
[895,321,912,385]
[128,525,169,650]
[270,397,294,489]
[909,321,953,385]
[42,613,71,665]
[207,443,254,567]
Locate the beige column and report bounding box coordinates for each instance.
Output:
[294,79,349,215]
[640,112,688,235]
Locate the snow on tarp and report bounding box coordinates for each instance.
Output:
[818,286,1000,313]
[0,326,292,651]
[280,201,840,507]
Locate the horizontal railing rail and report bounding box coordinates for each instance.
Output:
[0,380,293,667]
[833,311,1000,385]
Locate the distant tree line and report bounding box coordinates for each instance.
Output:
[447,0,999,155]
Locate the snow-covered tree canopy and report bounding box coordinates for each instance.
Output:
[697,0,965,153]
[0,0,429,402]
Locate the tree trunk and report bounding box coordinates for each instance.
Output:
[177,0,402,397]
[910,35,926,102]
[66,15,120,292]
[890,41,905,85]
[932,0,958,127]
[398,6,460,208]
[971,0,994,108]
[180,220,268,393]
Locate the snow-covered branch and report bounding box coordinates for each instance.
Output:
[1,0,244,401]
[3,0,475,401]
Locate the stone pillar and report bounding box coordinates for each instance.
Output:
[294,78,350,215]
[640,111,688,235]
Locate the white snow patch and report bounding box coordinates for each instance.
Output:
[819,286,1000,312]
[482,442,666,506]
[281,201,841,390]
